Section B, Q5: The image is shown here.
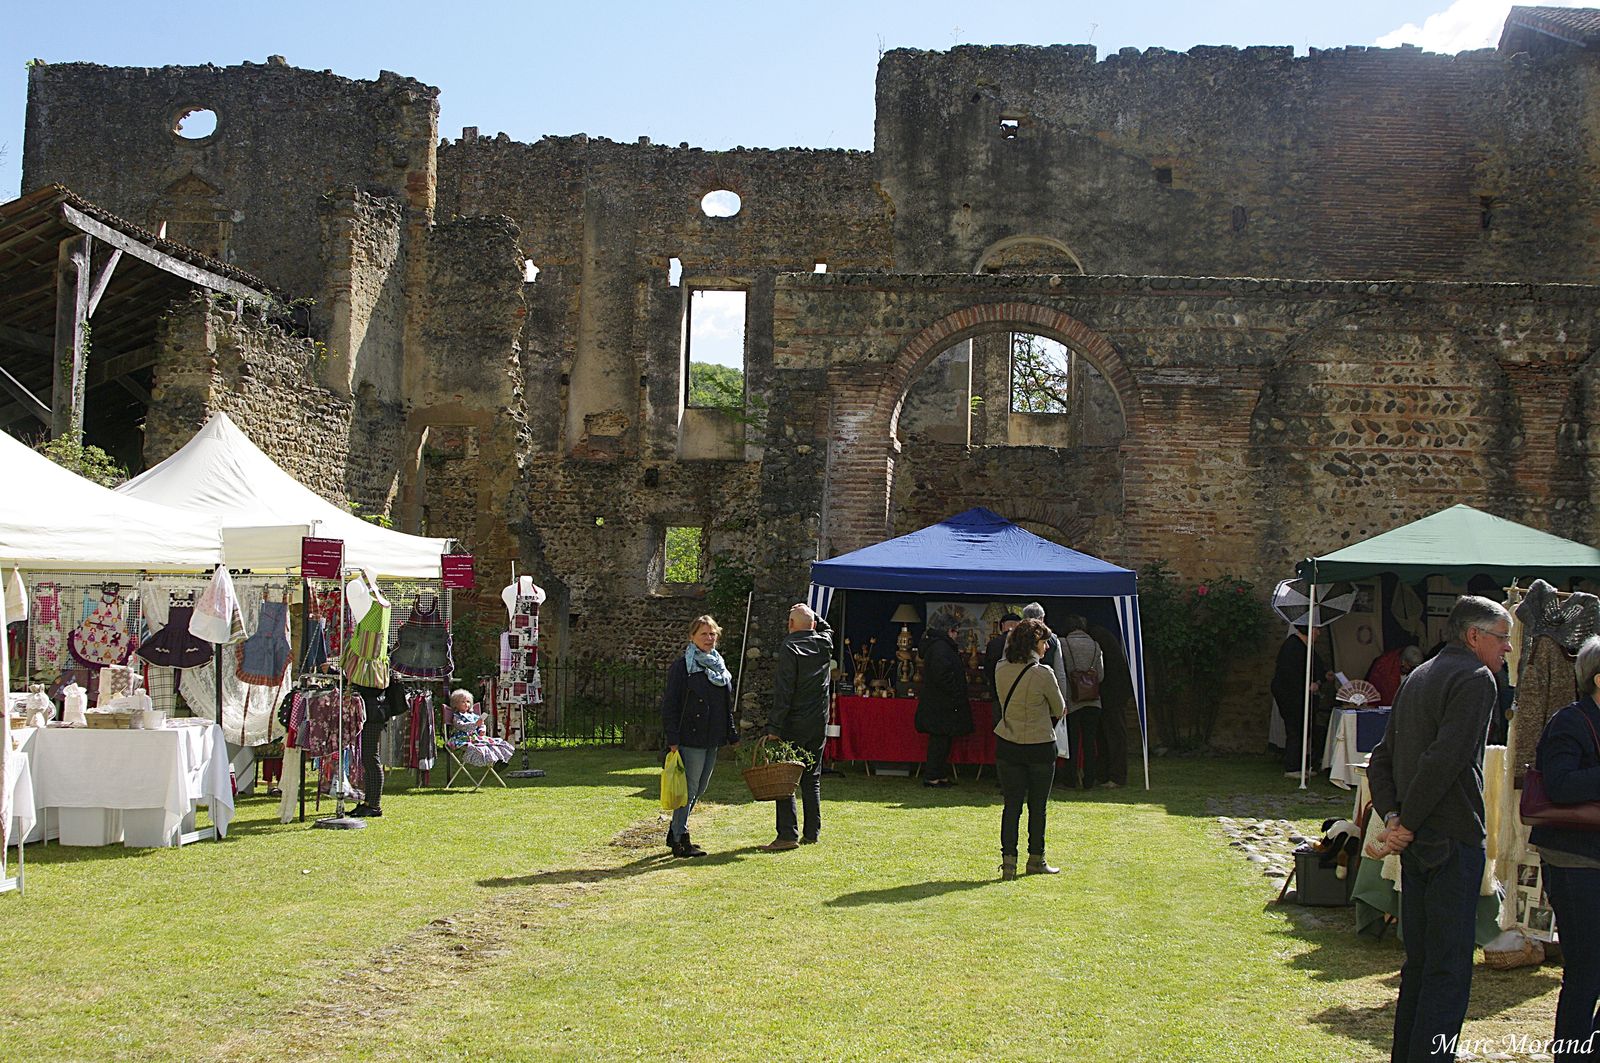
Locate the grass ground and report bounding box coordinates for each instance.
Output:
[0,752,1566,1062]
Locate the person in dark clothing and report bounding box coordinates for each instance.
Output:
[660,614,738,858]
[348,675,410,818]
[1272,626,1332,777]
[1087,622,1134,788]
[984,613,1022,705]
[1528,636,1600,1063]
[1367,595,1510,1063]
[763,603,833,850]
[914,610,974,788]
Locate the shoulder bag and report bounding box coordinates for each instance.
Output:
[1520,705,1600,830]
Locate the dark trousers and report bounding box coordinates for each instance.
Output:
[1392,839,1484,1062]
[1281,701,1326,772]
[925,733,953,782]
[1543,864,1600,1062]
[775,748,823,841]
[1099,699,1130,786]
[996,757,1055,857]
[356,688,390,809]
[1065,706,1103,789]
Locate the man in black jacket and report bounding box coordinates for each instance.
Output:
[1367,595,1509,1063]
[764,603,833,850]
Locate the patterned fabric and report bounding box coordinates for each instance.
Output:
[390,594,453,678]
[1511,635,1579,779]
[68,588,133,668]
[498,581,542,708]
[29,583,65,681]
[340,601,392,688]
[300,688,365,758]
[309,587,347,659]
[301,617,330,672]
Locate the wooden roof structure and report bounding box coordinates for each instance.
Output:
[0,184,277,446]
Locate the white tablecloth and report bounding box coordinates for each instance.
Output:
[5,743,34,846]
[30,720,233,841]
[1321,707,1390,789]
[9,727,45,843]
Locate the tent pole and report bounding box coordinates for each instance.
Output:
[731,590,753,728]
[1300,573,1317,790]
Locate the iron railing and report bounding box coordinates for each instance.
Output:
[479,656,665,749]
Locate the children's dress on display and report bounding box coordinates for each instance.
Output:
[136,605,213,668]
[68,587,133,668]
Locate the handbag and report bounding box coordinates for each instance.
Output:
[1519,706,1600,830]
[1068,669,1101,701]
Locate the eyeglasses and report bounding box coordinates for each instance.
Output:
[1473,627,1513,643]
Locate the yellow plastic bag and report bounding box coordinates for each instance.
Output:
[660,750,688,811]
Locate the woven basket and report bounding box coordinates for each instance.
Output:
[741,736,804,801]
[84,711,133,730]
[1483,934,1545,971]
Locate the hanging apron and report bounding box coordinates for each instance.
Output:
[340,600,392,689]
[68,588,133,668]
[236,600,292,686]
[136,605,214,669]
[390,594,453,678]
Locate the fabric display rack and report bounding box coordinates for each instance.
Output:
[279,574,454,824]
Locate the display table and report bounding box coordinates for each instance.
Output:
[4,739,34,890]
[29,720,233,847]
[827,696,996,769]
[8,728,49,844]
[1320,707,1390,789]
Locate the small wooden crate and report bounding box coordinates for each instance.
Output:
[84,712,133,730]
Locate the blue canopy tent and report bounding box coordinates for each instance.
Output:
[808,507,1150,789]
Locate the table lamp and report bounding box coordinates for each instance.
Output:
[891,603,921,690]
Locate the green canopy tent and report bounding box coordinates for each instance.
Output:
[1285,504,1600,785]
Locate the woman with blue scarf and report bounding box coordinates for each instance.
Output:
[660,615,738,857]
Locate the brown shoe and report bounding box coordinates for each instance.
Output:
[1025,856,1061,875]
[761,838,800,852]
[1000,857,1017,881]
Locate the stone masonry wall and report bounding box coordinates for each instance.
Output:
[875,44,1600,282]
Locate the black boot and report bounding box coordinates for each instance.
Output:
[680,831,708,857]
[667,831,688,857]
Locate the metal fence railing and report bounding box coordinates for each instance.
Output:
[479,656,665,749]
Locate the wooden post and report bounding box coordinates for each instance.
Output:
[51,234,93,442]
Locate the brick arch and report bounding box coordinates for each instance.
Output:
[825,301,1139,554]
[881,301,1141,447]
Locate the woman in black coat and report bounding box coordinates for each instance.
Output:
[915,610,974,788]
[660,615,738,857]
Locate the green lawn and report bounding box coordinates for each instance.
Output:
[0,753,1564,1062]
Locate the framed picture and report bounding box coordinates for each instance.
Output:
[1427,592,1457,619]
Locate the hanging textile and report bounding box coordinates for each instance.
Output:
[1510,581,1600,778]
[136,603,213,668]
[409,689,436,771]
[190,565,247,645]
[29,582,65,681]
[308,586,348,660]
[390,593,453,678]
[302,616,330,672]
[340,597,392,688]
[67,585,134,668]
[236,597,291,686]
[300,688,365,758]
[498,576,544,714]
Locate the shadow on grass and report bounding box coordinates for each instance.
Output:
[824,877,1000,907]
[477,845,768,888]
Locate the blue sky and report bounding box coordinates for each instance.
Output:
[0,0,1565,201]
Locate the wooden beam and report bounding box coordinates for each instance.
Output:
[51,233,91,441]
[0,362,50,425]
[114,375,152,406]
[0,402,38,430]
[60,204,269,305]
[85,247,124,318]
[0,323,50,353]
[86,346,157,389]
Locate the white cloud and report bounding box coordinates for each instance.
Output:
[689,290,747,368]
[1376,0,1591,53]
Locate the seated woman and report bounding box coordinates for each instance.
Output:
[446,688,515,767]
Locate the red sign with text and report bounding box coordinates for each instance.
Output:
[301,537,345,579]
[442,553,476,590]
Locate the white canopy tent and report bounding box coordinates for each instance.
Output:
[118,413,450,578]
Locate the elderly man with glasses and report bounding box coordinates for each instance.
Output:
[1366,595,1512,1063]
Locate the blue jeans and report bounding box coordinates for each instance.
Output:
[1543,863,1600,1062]
[668,746,718,841]
[1392,838,1485,1062]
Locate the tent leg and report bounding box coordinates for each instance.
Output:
[1300,580,1318,791]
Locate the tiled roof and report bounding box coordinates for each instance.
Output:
[1504,5,1600,46]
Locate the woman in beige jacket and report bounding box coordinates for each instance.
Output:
[993,617,1067,879]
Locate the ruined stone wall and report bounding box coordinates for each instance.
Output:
[766,272,1600,748]
[875,44,1600,282]
[22,58,439,298]
[147,296,406,516]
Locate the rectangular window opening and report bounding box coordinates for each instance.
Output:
[1010,332,1074,415]
[662,525,705,585]
[1154,166,1173,186]
[668,256,683,287]
[999,116,1021,139]
[523,259,540,283]
[813,261,828,273]
[684,287,746,410]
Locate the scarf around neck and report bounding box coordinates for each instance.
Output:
[685,644,730,686]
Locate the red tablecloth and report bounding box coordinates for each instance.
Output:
[827,696,996,765]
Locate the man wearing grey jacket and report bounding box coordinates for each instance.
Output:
[1366,595,1510,1063]
[763,603,833,851]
